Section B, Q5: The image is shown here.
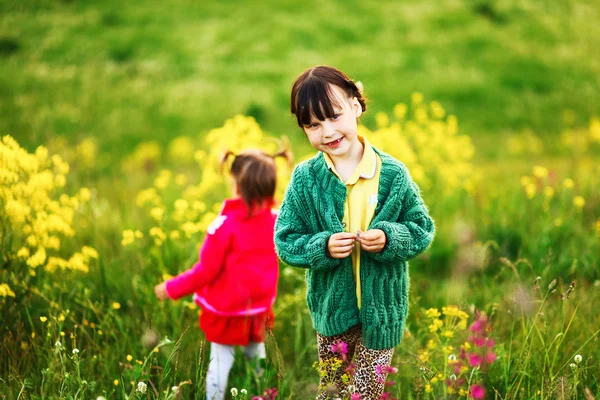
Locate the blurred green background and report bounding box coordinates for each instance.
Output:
[2,0,599,160]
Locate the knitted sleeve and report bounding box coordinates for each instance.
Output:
[274,170,341,271]
[165,216,231,299]
[370,172,435,263]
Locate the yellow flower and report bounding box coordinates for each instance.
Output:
[393,103,407,119]
[82,246,99,259]
[376,112,389,128]
[442,330,454,338]
[428,318,443,332]
[525,183,536,199]
[114,379,119,386]
[98,330,103,335]
[425,308,441,319]
[40,316,47,323]
[0,283,16,297]
[112,302,121,310]
[426,339,437,350]
[127,354,133,362]
[563,178,575,189]
[58,314,65,322]
[442,345,454,354]
[121,230,136,246]
[150,207,165,222]
[544,187,554,198]
[596,219,600,236]
[425,384,433,393]
[411,92,424,104]
[430,377,438,384]
[573,196,585,208]
[532,166,548,179]
[78,188,91,203]
[60,331,65,337]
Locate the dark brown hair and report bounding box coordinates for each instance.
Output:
[290,65,367,128]
[219,142,292,215]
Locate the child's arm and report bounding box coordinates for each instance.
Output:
[162,218,231,300]
[368,176,435,263]
[275,182,343,271]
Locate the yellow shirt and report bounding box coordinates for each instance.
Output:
[323,136,382,308]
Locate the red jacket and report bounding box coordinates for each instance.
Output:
[165,198,279,316]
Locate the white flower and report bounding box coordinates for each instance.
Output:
[241,389,248,395]
[96,397,106,400]
[72,348,79,354]
[231,388,238,397]
[574,354,583,364]
[450,374,457,381]
[55,340,62,348]
[136,382,147,394]
[448,354,457,361]
[570,363,577,369]
[171,386,179,393]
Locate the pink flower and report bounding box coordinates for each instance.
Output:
[264,388,277,400]
[487,339,495,348]
[470,320,484,333]
[376,364,398,375]
[330,341,348,358]
[470,384,485,399]
[486,352,497,364]
[350,394,361,400]
[469,354,483,367]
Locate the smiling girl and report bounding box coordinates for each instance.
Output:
[274,65,435,399]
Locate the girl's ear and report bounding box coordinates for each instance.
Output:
[352,97,363,118]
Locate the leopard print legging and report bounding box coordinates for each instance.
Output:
[316,325,394,400]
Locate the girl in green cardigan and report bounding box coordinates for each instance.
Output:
[275,65,435,399]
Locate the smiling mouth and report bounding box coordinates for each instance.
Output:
[324,138,343,147]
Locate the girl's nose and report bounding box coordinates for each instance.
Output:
[322,121,336,137]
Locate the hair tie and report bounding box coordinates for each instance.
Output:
[355,81,364,95]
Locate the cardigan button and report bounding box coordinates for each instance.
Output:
[342,222,347,228]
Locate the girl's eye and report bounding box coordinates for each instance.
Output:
[307,123,319,129]
[331,114,340,120]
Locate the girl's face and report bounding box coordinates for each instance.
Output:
[302,84,363,160]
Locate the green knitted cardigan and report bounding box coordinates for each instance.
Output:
[274,147,435,349]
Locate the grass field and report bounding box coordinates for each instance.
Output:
[1,0,600,399]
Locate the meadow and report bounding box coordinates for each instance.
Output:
[1,0,600,399]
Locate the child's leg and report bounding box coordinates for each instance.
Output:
[242,341,266,360]
[315,325,361,400]
[242,341,266,375]
[352,341,394,400]
[206,342,235,400]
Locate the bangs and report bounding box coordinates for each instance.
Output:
[295,79,343,127]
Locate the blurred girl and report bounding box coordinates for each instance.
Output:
[155,146,291,400]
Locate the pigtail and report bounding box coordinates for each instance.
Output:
[219,150,236,173]
[270,136,294,168]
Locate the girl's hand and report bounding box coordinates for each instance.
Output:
[356,229,386,253]
[327,232,357,259]
[154,282,169,300]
